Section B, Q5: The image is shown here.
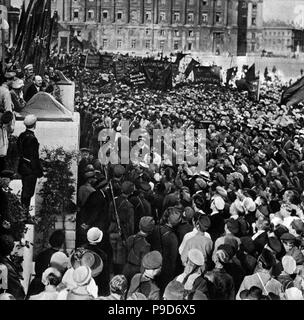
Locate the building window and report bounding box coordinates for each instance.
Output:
[88,9,94,20]
[252,3,257,10]
[188,42,193,51]
[73,9,79,20]
[202,13,208,23]
[202,0,208,6]
[188,30,194,37]
[103,39,108,48]
[187,12,194,23]
[146,40,151,49]
[117,27,123,35]
[174,30,180,37]
[160,12,166,22]
[251,17,256,26]
[117,12,123,20]
[174,41,179,50]
[131,39,136,49]
[103,11,108,19]
[117,40,122,48]
[215,12,222,23]
[146,28,151,36]
[160,29,166,36]
[146,11,152,22]
[160,40,165,50]
[173,12,180,22]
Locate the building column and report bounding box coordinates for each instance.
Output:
[247,2,252,28]
[183,0,188,25]
[141,0,145,24]
[257,1,263,27]
[225,0,229,26]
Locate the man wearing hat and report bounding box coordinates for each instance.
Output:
[127,251,162,300]
[0,72,14,115]
[123,216,155,283]
[77,171,97,208]
[109,181,135,275]
[181,214,213,270]
[0,170,15,236]
[0,111,14,172]
[17,114,43,210]
[84,227,110,296]
[10,79,25,113]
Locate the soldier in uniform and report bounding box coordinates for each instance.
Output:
[109,181,135,275]
[17,114,43,211]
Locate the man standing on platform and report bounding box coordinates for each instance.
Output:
[17,114,43,211]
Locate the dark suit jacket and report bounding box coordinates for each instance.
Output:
[0,256,25,300]
[253,231,268,255]
[24,83,39,103]
[17,130,43,177]
[209,213,225,242]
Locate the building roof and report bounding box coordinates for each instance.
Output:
[17,92,73,122]
[264,19,303,30]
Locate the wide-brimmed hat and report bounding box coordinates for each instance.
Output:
[72,266,92,287]
[188,249,205,266]
[87,227,103,244]
[70,248,103,277]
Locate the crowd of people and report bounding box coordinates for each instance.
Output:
[2,49,304,300]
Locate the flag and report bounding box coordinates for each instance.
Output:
[13,0,26,49]
[184,58,200,79]
[174,52,187,66]
[246,63,256,82]
[281,76,304,107]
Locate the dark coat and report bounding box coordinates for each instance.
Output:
[123,233,151,283]
[24,83,39,103]
[83,243,110,296]
[207,268,235,300]
[108,195,134,265]
[209,213,225,242]
[26,247,58,297]
[0,256,25,300]
[149,224,179,293]
[253,231,269,256]
[17,130,43,178]
[129,194,152,233]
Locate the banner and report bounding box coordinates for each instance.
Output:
[114,60,126,81]
[281,76,304,107]
[193,66,221,84]
[142,61,173,91]
[100,54,114,72]
[129,72,147,87]
[85,54,101,69]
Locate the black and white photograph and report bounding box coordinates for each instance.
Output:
[1,0,304,308]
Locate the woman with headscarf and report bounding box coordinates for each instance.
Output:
[97,275,128,300]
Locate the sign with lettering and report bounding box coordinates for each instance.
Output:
[85,54,101,69]
[100,54,114,72]
[130,72,147,87]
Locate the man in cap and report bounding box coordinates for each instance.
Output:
[83,227,110,296]
[17,114,43,210]
[77,171,97,208]
[26,229,65,297]
[148,206,181,293]
[108,181,135,275]
[0,72,14,115]
[236,249,282,299]
[23,64,34,94]
[0,170,15,236]
[181,214,213,270]
[123,216,155,283]
[10,79,25,113]
[0,234,25,300]
[0,111,14,172]
[24,75,43,103]
[77,175,111,257]
[127,251,163,300]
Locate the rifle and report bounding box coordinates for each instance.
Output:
[109,180,126,243]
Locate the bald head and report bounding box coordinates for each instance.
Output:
[34,75,43,87]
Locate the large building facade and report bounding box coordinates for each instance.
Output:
[51,0,263,56]
[262,21,304,57]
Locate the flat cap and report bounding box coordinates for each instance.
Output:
[139,216,155,234]
[142,251,162,270]
[281,233,296,242]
